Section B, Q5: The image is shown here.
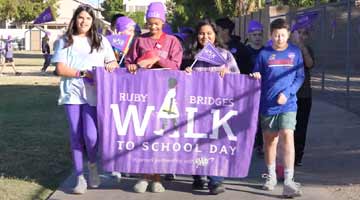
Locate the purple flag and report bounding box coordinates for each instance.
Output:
[291,11,319,32]
[106,34,133,53]
[34,7,54,24]
[195,42,227,66]
[96,68,261,177]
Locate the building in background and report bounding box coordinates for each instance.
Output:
[0,0,108,51]
[123,0,168,12]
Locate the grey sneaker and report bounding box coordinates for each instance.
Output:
[73,175,87,194]
[262,174,277,191]
[283,180,302,198]
[134,180,149,193]
[88,163,101,188]
[151,181,165,193]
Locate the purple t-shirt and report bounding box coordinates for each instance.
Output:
[125,33,183,70]
[5,41,13,58]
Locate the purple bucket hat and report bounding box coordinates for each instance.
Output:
[146,2,166,22]
[291,11,319,32]
[115,16,136,33]
[248,20,263,33]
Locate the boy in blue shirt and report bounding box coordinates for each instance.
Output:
[251,18,304,198]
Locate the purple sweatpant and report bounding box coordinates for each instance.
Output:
[65,104,97,176]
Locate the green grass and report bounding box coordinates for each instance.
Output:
[0,84,72,199]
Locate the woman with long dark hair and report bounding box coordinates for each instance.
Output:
[52,5,118,194]
[185,18,239,195]
[185,18,239,77]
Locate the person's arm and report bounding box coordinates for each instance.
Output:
[156,37,183,70]
[52,38,86,78]
[125,38,140,73]
[300,45,314,69]
[102,36,119,72]
[226,51,240,73]
[249,51,263,79]
[281,49,305,99]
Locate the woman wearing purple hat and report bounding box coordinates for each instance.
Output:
[245,20,265,156]
[125,2,183,193]
[115,16,136,36]
[291,16,315,167]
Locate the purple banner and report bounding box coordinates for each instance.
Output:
[96,68,260,177]
[34,7,54,24]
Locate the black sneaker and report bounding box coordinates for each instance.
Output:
[164,174,176,181]
[295,160,303,167]
[209,183,225,195]
[256,146,264,157]
[192,180,206,190]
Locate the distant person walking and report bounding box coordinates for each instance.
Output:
[41,33,52,73]
[0,35,5,65]
[0,35,21,76]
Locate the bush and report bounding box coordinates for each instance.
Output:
[127,11,145,29]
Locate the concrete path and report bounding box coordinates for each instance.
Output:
[49,99,360,200]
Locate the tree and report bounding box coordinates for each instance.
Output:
[0,0,58,24]
[101,0,124,22]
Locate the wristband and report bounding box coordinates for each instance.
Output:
[79,71,86,78]
[75,71,80,77]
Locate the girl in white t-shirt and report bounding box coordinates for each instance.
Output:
[52,5,118,194]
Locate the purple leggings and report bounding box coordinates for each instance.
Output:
[65,104,97,176]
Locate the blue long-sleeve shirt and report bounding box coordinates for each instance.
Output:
[253,44,304,116]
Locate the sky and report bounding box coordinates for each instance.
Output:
[87,0,104,6]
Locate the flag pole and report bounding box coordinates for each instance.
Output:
[118,54,125,65]
[189,59,197,69]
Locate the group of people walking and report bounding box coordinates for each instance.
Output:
[52,2,314,198]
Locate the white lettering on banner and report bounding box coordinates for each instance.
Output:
[118,141,236,155]
[194,157,215,168]
[209,144,237,155]
[117,141,135,150]
[209,109,238,141]
[189,96,234,107]
[111,105,238,140]
[210,144,217,153]
[111,104,155,136]
[119,93,148,102]
[184,107,207,139]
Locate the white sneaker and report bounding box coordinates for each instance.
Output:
[111,171,122,182]
[134,180,149,193]
[151,181,165,193]
[283,180,302,197]
[88,163,101,188]
[73,175,87,194]
[262,174,277,191]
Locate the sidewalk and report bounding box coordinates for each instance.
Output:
[49,99,360,200]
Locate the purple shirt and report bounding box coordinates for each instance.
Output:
[125,33,183,70]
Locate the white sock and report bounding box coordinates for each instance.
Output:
[267,164,276,179]
[284,168,294,184]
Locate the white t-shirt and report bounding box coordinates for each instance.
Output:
[52,35,116,106]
